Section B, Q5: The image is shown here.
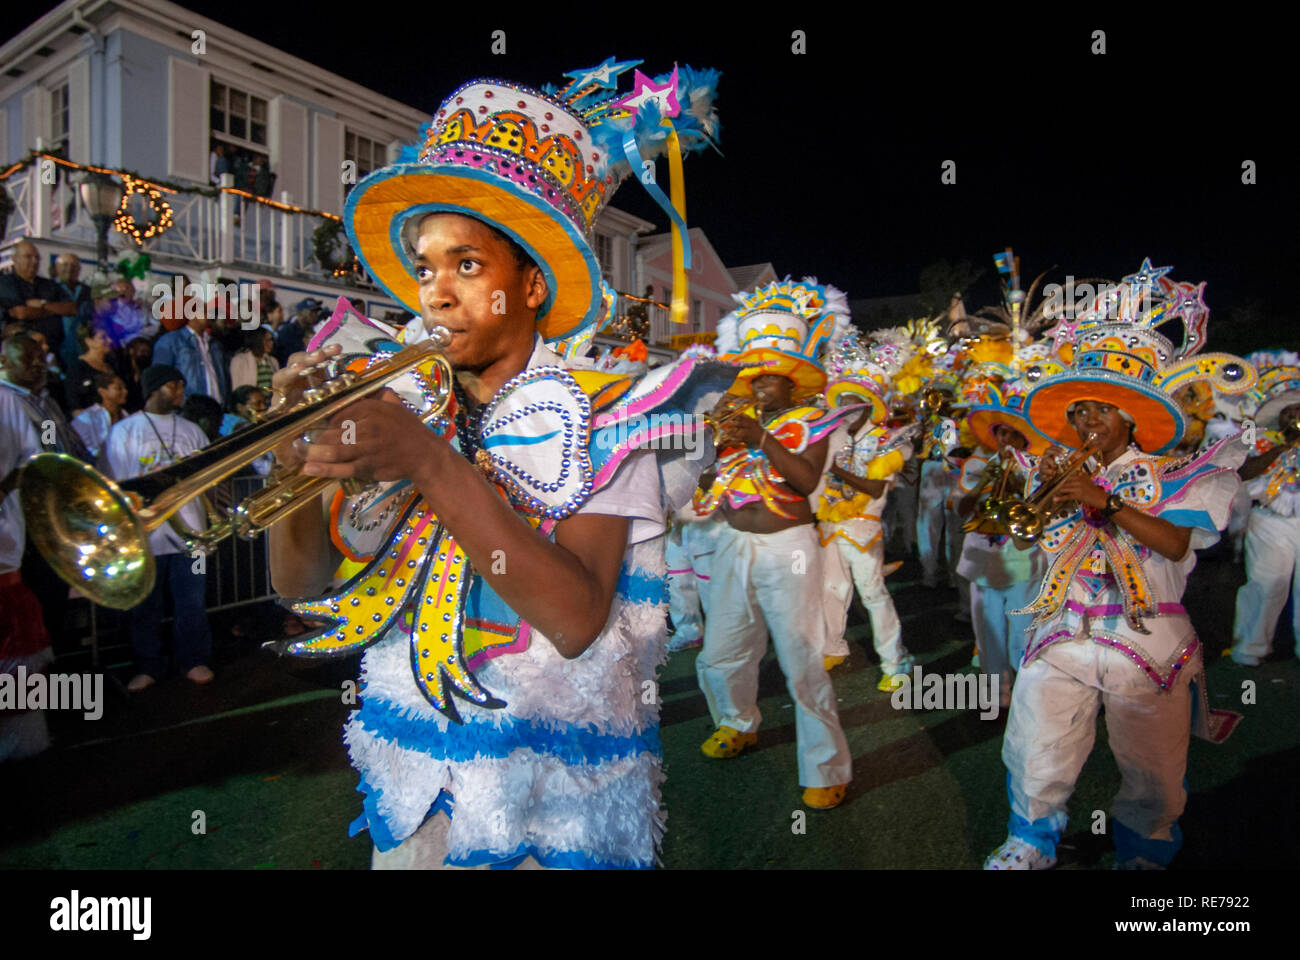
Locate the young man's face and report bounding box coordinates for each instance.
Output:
[412,213,546,371]
[750,373,795,412]
[992,423,1029,451]
[1068,400,1130,454]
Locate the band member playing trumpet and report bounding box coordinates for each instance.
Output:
[269,62,727,869]
[983,274,1256,870]
[954,382,1049,708]
[1229,359,1300,666]
[816,336,917,690]
[694,279,856,809]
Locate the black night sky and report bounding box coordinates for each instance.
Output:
[5,6,1298,351]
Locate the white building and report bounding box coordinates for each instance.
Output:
[2,0,765,348]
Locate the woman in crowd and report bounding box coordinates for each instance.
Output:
[70,369,128,464]
[63,321,117,415]
[229,326,280,393]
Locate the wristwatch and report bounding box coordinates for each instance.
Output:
[1099,493,1124,518]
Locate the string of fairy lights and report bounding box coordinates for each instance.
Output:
[0,152,345,249]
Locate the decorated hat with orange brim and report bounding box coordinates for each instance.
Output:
[825,375,888,421]
[345,65,721,343]
[715,277,852,403]
[966,397,1053,456]
[730,347,827,401]
[1252,365,1300,430]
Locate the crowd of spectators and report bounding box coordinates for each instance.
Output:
[1,241,334,759]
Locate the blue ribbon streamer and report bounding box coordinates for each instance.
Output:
[620,129,692,269]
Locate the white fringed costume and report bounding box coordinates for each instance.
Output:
[283,311,735,869]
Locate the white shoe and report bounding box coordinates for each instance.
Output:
[984,837,1057,870]
[126,673,156,693]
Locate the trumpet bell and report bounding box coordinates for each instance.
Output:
[19,453,155,610]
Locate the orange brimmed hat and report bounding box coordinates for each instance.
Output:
[345,61,719,342]
[1023,259,1257,454]
[824,330,891,422]
[715,277,851,400]
[966,380,1053,456]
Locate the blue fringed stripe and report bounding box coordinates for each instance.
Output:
[447,843,653,870]
[617,566,669,605]
[356,696,662,764]
[350,775,402,852]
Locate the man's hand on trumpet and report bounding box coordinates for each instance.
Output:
[1047,471,1109,511]
[299,393,441,486]
[268,344,342,470]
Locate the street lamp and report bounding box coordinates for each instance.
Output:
[79,171,124,273]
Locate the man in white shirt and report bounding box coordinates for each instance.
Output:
[0,331,57,761]
[105,364,214,691]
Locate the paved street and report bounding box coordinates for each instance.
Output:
[2,544,1296,870]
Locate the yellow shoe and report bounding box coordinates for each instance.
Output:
[823,655,846,671]
[877,671,909,693]
[700,726,757,759]
[802,784,847,809]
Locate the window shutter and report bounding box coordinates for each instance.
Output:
[312,113,344,214]
[0,108,8,165]
[67,58,91,164]
[167,58,208,183]
[270,96,308,204]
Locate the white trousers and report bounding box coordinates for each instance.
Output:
[1003,638,1197,843]
[970,578,1036,687]
[666,535,704,646]
[1231,508,1300,663]
[696,523,852,787]
[883,469,918,555]
[917,462,967,607]
[820,521,911,673]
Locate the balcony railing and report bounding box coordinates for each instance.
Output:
[1,161,374,289]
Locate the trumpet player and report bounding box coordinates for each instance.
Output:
[985,303,1253,870]
[694,279,856,809]
[267,63,727,870]
[816,342,916,689]
[955,388,1049,709]
[1229,362,1300,667]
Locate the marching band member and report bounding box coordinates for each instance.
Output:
[269,61,732,869]
[816,334,917,688]
[916,374,963,591]
[985,264,1255,870]
[955,379,1049,707]
[1229,355,1300,666]
[693,279,858,809]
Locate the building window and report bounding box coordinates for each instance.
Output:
[49,81,70,150]
[692,299,703,333]
[210,79,268,148]
[593,231,613,283]
[345,131,384,193]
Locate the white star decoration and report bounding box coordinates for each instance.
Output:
[614,66,681,118]
[563,56,643,93]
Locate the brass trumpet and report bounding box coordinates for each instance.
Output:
[19,329,454,610]
[921,388,951,419]
[962,452,1016,534]
[704,393,753,444]
[1001,435,1101,542]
